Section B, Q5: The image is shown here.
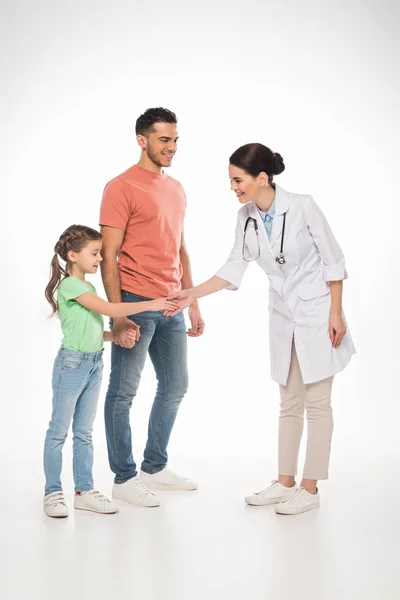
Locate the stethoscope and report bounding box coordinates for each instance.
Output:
[243,212,287,264]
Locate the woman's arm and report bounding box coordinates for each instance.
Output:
[328,280,346,348]
[304,197,348,348]
[304,195,347,281]
[104,331,114,342]
[165,277,230,315]
[188,276,231,300]
[74,293,178,318]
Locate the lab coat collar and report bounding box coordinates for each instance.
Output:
[274,185,290,216]
[248,185,290,219]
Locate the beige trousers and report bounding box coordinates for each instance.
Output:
[278,342,334,480]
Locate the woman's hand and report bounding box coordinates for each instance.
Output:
[329,312,346,348]
[163,289,196,317]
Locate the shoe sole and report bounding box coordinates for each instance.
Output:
[275,505,320,515]
[45,513,69,518]
[112,493,160,508]
[74,506,119,514]
[246,494,295,506]
[245,497,290,506]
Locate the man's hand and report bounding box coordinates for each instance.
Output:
[187,304,205,337]
[112,317,141,348]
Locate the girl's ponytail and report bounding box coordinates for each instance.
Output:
[45,252,68,316]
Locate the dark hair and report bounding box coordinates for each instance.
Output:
[229,143,285,182]
[45,224,102,316]
[135,107,177,136]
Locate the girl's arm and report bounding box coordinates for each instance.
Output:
[74,293,178,318]
[104,331,114,342]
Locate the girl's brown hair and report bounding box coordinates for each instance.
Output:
[45,224,102,316]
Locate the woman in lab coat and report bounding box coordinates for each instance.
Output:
[168,143,355,515]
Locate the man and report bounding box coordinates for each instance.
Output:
[100,107,204,507]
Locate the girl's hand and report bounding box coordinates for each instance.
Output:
[329,313,347,348]
[125,328,137,345]
[150,298,180,313]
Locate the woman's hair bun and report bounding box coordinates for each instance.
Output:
[272,152,285,176]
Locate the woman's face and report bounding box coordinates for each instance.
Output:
[229,164,267,204]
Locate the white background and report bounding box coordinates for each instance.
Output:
[1,1,399,598]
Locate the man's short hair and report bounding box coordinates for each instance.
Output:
[135,107,177,136]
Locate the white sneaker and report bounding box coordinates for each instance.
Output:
[275,487,320,515]
[74,490,119,514]
[44,492,69,518]
[140,467,198,491]
[112,476,160,507]
[245,480,297,506]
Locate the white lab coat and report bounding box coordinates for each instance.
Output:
[215,185,355,385]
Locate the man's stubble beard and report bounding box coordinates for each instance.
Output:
[146,145,166,168]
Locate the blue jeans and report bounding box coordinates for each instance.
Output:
[43,347,104,494]
[104,291,188,483]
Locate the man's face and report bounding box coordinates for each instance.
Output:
[139,122,179,168]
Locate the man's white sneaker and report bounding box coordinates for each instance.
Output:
[275,487,320,515]
[44,492,69,518]
[245,480,297,506]
[74,490,119,514]
[112,476,160,507]
[140,468,198,491]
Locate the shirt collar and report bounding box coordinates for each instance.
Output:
[257,198,276,221]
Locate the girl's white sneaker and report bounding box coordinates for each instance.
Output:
[275,487,320,515]
[43,492,69,518]
[74,490,119,514]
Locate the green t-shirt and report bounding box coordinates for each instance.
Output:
[58,276,104,352]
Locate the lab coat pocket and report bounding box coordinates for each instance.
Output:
[297,281,331,329]
[298,281,331,300]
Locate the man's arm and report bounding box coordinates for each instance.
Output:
[179,230,205,337]
[100,225,139,346]
[100,226,124,303]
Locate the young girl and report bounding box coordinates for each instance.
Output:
[43,224,178,518]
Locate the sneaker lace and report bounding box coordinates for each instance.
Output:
[257,480,279,496]
[133,477,154,496]
[163,468,188,482]
[284,487,306,506]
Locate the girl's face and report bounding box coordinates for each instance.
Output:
[229,164,268,204]
[68,240,103,275]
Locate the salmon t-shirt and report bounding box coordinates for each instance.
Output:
[99,165,186,299]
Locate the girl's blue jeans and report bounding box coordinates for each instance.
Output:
[43,347,103,494]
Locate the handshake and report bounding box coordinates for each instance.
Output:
[113,289,197,349]
[154,289,195,317]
